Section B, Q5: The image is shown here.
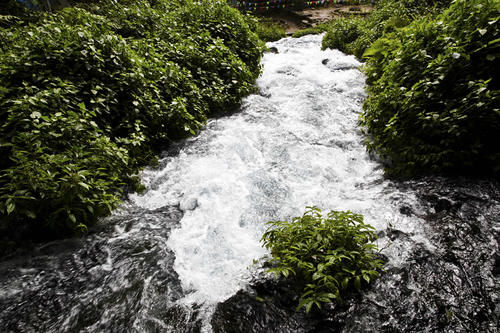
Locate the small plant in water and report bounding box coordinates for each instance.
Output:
[261,206,383,313]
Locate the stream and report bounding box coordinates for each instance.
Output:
[0,35,498,332]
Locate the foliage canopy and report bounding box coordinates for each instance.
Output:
[255,18,287,42]
[322,0,452,58]
[321,0,499,177]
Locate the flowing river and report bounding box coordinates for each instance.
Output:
[1,35,498,332]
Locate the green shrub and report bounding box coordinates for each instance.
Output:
[0,0,263,247]
[322,18,364,55]
[255,19,286,42]
[0,106,128,236]
[261,207,383,313]
[322,0,452,58]
[361,0,500,176]
[92,0,263,112]
[292,22,330,38]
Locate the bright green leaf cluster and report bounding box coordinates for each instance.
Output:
[261,207,383,313]
[361,0,500,177]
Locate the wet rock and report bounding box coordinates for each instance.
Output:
[435,197,455,212]
[213,177,500,333]
[0,205,192,332]
[321,58,329,65]
[399,205,414,216]
[493,254,500,276]
[386,228,410,241]
[268,47,279,54]
[211,276,350,333]
[180,198,198,211]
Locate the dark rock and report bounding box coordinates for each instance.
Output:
[0,205,194,332]
[435,197,454,212]
[493,254,500,276]
[387,228,410,241]
[268,47,279,54]
[211,276,352,333]
[399,205,414,216]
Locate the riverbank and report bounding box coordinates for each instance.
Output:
[0,0,264,256]
[256,4,373,33]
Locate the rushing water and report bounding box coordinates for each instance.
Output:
[1,35,498,332]
[130,34,429,310]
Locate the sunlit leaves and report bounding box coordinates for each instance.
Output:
[322,0,451,58]
[254,18,286,42]
[261,207,383,313]
[361,0,500,177]
[0,0,263,243]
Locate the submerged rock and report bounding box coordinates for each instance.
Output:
[0,205,204,332]
[268,47,279,54]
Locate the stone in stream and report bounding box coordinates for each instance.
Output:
[180,197,199,211]
[268,47,279,54]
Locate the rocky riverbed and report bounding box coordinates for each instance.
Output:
[212,177,500,332]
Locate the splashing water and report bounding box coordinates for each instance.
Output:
[130,34,427,305]
[2,35,496,333]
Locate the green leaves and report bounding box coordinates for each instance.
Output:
[322,0,452,59]
[261,207,383,313]
[360,0,500,177]
[0,0,263,245]
[254,19,286,42]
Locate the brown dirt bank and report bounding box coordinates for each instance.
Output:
[256,4,373,34]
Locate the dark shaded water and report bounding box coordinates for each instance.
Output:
[1,35,498,332]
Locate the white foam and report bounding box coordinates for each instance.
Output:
[130,34,425,305]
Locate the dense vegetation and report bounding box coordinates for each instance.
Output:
[322,0,452,58]
[321,0,499,177]
[255,17,287,42]
[261,207,382,313]
[361,0,499,176]
[292,22,331,38]
[0,0,264,250]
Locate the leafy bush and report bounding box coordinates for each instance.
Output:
[361,0,500,176]
[322,0,452,58]
[255,19,286,42]
[261,207,383,313]
[321,17,365,56]
[0,0,263,248]
[292,22,330,38]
